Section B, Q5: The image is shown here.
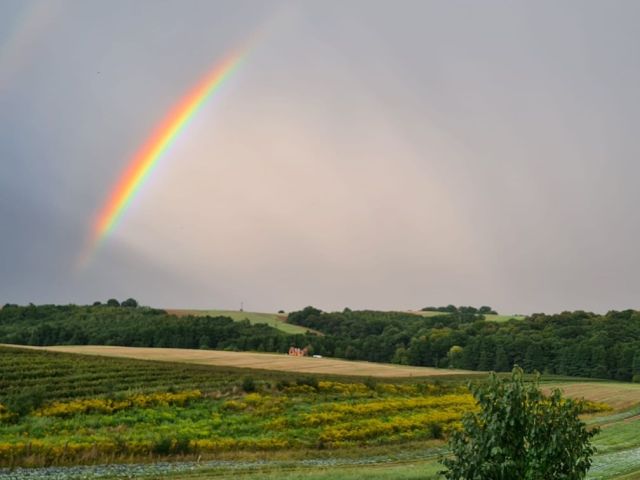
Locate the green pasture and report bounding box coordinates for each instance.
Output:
[408,311,525,322]
[482,313,526,322]
[172,309,309,335]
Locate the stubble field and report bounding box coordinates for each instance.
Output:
[19,345,479,378]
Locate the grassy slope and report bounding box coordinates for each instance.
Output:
[407,311,525,322]
[589,403,640,467]
[167,308,526,334]
[166,309,309,335]
[482,313,526,322]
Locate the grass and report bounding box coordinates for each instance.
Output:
[406,311,525,322]
[156,459,443,479]
[482,313,526,322]
[166,309,310,335]
[20,345,480,378]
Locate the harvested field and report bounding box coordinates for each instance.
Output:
[547,382,640,410]
[15,345,480,378]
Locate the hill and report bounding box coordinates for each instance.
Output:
[166,309,311,335]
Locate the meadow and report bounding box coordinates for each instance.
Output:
[1,345,639,479]
[407,310,526,323]
[165,310,310,335]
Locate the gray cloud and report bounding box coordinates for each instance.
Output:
[2,0,640,314]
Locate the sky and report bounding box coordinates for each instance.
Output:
[2,0,640,315]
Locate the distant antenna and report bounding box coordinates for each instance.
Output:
[240,301,244,312]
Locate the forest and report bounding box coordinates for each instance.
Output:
[0,303,294,353]
[290,307,640,381]
[1,303,639,382]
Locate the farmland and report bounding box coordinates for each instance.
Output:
[3,304,640,382]
[23,345,479,378]
[0,345,639,479]
[166,309,310,335]
[0,346,475,467]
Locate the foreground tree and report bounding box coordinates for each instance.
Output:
[441,367,598,480]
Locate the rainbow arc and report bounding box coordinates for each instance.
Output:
[79,48,247,267]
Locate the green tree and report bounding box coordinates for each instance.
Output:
[392,346,409,365]
[523,342,544,372]
[447,345,464,369]
[493,344,509,372]
[479,305,497,315]
[441,367,598,480]
[121,298,138,308]
[106,298,120,307]
[476,348,491,371]
[633,353,640,383]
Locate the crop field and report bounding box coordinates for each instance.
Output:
[165,309,310,335]
[22,345,480,378]
[0,346,638,479]
[544,382,640,410]
[0,346,477,468]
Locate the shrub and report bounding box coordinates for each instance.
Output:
[428,422,443,439]
[296,377,319,390]
[441,367,598,480]
[276,380,291,390]
[242,377,256,393]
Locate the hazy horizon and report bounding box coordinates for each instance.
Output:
[2,0,640,315]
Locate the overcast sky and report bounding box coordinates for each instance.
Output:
[2,0,640,314]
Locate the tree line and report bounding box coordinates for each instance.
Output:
[288,306,640,382]
[1,302,639,382]
[0,302,295,353]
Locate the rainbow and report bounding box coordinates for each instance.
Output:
[84,49,247,262]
